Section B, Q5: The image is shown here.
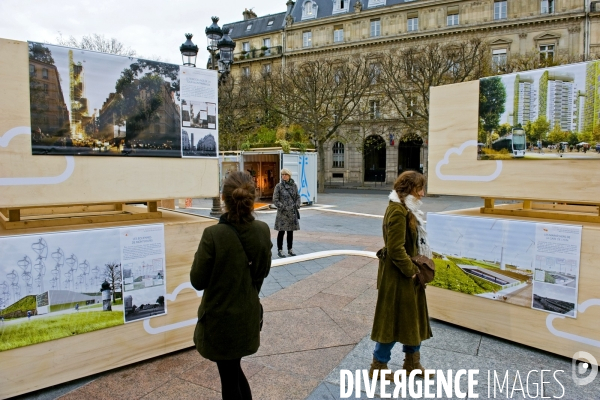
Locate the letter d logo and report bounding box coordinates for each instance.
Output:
[572,351,598,386]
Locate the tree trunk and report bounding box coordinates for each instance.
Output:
[317,140,326,193]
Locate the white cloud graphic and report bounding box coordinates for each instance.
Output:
[435,140,503,182]
[0,126,75,186]
[546,298,600,348]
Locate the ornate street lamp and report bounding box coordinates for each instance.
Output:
[179,33,199,67]
[217,28,236,73]
[206,16,223,70]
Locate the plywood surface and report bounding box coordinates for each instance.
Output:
[0,210,216,399]
[427,208,600,362]
[428,80,600,203]
[0,38,218,208]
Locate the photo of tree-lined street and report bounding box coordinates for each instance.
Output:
[28,42,182,157]
[478,61,600,160]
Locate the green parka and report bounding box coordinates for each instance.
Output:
[370,199,433,346]
[191,214,273,361]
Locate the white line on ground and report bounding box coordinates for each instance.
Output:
[271,249,376,267]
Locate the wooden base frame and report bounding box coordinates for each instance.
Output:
[481,197,600,224]
[0,201,163,230]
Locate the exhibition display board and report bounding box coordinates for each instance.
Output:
[0,38,219,398]
[427,78,600,364]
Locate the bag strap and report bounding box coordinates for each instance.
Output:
[282,182,299,206]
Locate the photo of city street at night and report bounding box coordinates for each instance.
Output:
[28,42,182,158]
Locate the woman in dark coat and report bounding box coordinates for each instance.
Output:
[273,168,301,258]
[369,171,433,379]
[191,171,272,399]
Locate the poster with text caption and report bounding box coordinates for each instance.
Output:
[427,214,581,318]
[120,224,167,323]
[180,66,218,158]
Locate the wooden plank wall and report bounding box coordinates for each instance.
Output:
[0,210,215,399]
[0,38,219,209]
[428,80,600,203]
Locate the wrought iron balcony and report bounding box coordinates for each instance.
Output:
[233,45,282,62]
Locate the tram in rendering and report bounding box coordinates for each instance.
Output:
[491,128,527,158]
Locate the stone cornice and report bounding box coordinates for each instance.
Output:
[285,13,584,58]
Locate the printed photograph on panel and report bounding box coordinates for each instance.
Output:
[28,42,181,157]
[427,214,581,318]
[0,228,123,351]
[477,61,600,160]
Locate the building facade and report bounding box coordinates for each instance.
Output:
[223,0,600,184]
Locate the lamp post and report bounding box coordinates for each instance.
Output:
[204,17,236,216]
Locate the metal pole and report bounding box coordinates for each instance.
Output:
[209,46,223,217]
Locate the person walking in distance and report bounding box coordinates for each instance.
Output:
[273,168,301,258]
[369,171,434,379]
[190,171,272,400]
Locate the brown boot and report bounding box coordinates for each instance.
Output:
[368,356,388,379]
[403,352,434,378]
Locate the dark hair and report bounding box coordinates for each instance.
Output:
[222,171,256,224]
[393,171,426,231]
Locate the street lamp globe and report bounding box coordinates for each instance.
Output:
[180,33,199,67]
[217,27,236,71]
[205,16,223,54]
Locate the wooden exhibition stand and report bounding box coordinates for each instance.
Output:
[427,81,600,363]
[0,210,214,398]
[0,38,218,398]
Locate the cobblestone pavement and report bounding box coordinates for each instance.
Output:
[12,192,599,399]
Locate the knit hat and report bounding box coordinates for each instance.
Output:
[280,168,292,176]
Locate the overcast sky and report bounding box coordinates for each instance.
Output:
[0,0,285,66]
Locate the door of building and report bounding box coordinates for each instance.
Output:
[397,136,423,175]
[363,135,386,182]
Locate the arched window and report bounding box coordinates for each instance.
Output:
[332,141,344,168]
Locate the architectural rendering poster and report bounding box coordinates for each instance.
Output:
[120,224,167,323]
[427,214,582,318]
[180,66,218,158]
[28,42,182,157]
[0,224,166,352]
[478,61,600,160]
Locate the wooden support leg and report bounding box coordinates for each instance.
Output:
[484,198,495,209]
[147,201,158,213]
[523,200,532,210]
[8,209,20,222]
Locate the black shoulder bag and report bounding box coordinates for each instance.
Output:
[221,221,264,331]
[282,184,300,220]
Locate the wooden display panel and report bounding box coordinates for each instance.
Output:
[0,38,218,209]
[428,80,600,203]
[427,208,600,363]
[0,209,214,399]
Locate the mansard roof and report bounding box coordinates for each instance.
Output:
[289,0,412,23]
[224,12,287,40]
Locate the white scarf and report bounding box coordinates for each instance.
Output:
[388,190,432,258]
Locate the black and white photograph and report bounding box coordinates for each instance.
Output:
[532,281,576,317]
[28,42,182,158]
[182,128,217,157]
[181,100,216,129]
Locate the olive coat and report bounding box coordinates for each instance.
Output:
[370,199,433,346]
[273,179,300,231]
[190,214,273,361]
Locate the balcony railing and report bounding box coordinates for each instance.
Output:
[234,46,282,62]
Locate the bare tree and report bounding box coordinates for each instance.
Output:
[256,57,373,192]
[379,38,490,178]
[56,33,136,56]
[218,73,264,151]
[103,262,121,303]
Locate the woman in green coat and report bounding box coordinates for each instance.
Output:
[369,170,433,378]
[191,171,273,399]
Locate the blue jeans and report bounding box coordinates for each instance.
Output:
[373,342,421,363]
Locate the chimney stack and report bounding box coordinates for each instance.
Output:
[243,8,258,20]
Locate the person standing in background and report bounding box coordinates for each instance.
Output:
[273,168,300,258]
